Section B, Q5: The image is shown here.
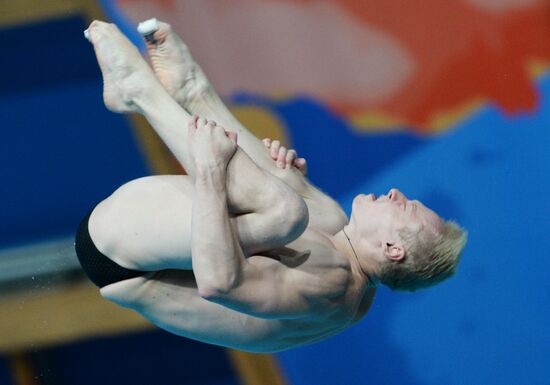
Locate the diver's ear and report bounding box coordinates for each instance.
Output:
[383,242,405,261]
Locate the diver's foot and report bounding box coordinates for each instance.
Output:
[141,19,210,107]
[86,20,159,113]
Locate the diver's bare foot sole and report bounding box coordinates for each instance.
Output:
[141,20,210,106]
[86,20,159,113]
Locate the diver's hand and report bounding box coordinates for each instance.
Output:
[188,116,238,171]
[262,138,307,175]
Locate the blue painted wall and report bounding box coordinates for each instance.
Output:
[0,17,150,248]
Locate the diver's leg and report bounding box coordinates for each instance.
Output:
[85,21,307,248]
[141,20,347,233]
[99,270,287,353]
[142,20,282,174]
[88,174,304,271]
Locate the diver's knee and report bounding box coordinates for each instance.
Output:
[273,189,309,242]
[287,194,309,239]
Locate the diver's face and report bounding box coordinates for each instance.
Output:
[350,188,442,242]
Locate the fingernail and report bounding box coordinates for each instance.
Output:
[83,29,90,40]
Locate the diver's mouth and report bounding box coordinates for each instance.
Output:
[377,193,391,201]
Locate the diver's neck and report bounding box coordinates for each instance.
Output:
[330,228,377,288]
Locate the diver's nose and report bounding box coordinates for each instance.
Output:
[388,188,407,202]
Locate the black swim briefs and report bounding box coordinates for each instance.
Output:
[75,211,146,288]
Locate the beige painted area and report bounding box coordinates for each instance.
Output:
[349,111,405,132]
[527,59,550,78]
[228,350,289,385]
[0,277,289,385]
[230,105,290,146]
[349,99,487,133]
[0,280,152,353]
[128,114,184,175]
[428,98,487,132]
[0,0,105,28]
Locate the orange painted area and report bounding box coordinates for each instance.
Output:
[331,0,550,131]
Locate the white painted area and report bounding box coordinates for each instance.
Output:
[120,0,416,105]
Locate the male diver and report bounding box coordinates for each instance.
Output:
[75,20,466,353]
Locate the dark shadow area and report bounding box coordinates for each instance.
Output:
[0,356,13,385]
[31,330,240,385]
[0,16,100,94]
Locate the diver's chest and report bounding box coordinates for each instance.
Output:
[282,230,349,271]
[265,245,346,276]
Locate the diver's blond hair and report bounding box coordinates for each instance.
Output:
[379,220,467,292]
